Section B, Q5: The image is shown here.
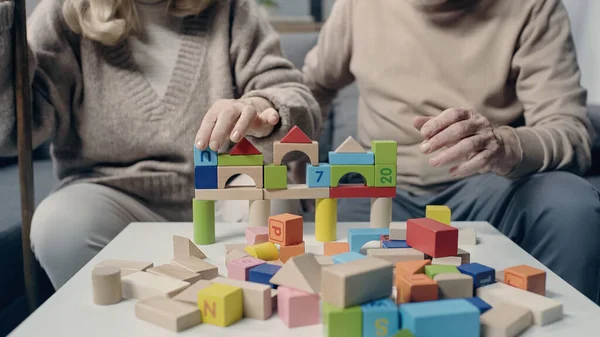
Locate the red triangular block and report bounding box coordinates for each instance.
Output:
[229,137,261,155]
[281,126,312,144]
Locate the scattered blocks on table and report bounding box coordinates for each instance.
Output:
[273,141,319,166]
[264,183,330,199]
[372,140,397,165]
[227,256,265,281]
[264,164,288,189]
[173,235,206,259]
[277,286,320,328]
[458,227,477,245]
[433,273,474,299]
[245,226,269,246]
[229,137,261,155]
[396,274,438,304]
[480,303,534,337]
[280,125,312,144]
[92,266,122,305]
[328,151,375,165]
[336,136,367,153]
[322,302,363,337]
[348,228,389,253]
[330,185,396,198]
[194,166,218,189]
[381,240,409,249]
[306,163,331,187]
[330,165,375,187]
[194,146,218,166]
[367,248,424,265]
[425,265,459,279]
[147,264,203,284]
[279,241,305,263]
[245,242,279,261]
[218,165,263,189]
[395,260,431,280]
[217,154,264,166]
[171,256,218,279]
[268,213,303,246]
[389,222,407,240]
[316,198,337,242]
[431,256,462,266]
[324,242,349,256]
[211,276,272,320]
[375,164,397,187]
[135,295,201,332]
[332,252,366,264]
[425,205,451,225]
[193,199,215,244]
[122,271,190,300]
[399,298,480,337]
[463,296,492,314]
[361,298,399,337]
[198,283,243,327]
[95,259,153,277]
[457,263,496,289]
[504,264,546,296]
[173,280,212,306]
[249,263,281,288]
[321,257,393,308]
[406,218,458,258]
[270,253,322,294]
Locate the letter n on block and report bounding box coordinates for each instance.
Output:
[268,213,303,246]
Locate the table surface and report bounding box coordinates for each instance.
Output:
[9,221,600,337]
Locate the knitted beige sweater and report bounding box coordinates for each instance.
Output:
[0,0,321,205]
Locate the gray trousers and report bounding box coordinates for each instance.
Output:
[338,171,600,305]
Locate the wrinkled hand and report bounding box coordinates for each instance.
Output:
[195,98,279,151]
[414,108,518,177]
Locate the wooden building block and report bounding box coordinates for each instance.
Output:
[248,199,270,228]
[135,296,201,332]
[173,280,212,305]
[372,140,397,165]
[406,218,458,257]
[95,259,153,277]
[147,264,203,284]
[360,298,399,337]
[348,228,389,253]
[367,248,424,264]
[198,283,243,327]
[316,198,337,242]
[315,255,334,266]
[330,185,396,198]
[457,248,471,264]
[245,242,279,261]
[306,163,331,187]
[459,227,477,245]
[321,257,393,308]
[279,241,305,262]
[280,125,312,143]
[464,296,492,314]
[480,303,534,337]
[270,253,322,294]
[399,299,480,337]
[194,166,218,189]
[173,235,206,259]
[496,270,505,283]
[389,222,406,240]
[393,330,415,337]
[229,137,261,155]
[476,282,563,326]
[171,256,218,280]
[322,302,362,337]
[336,136,367,153]
[396,274,438,304]
[324,242,350,256]
[332,252,366,264]
[273,141,319,166]
[225,248,250,265]
[268,213,303,246]
[225,243,247,253]
[271,289,278,311]
[395,260,431,280]
[277,286,320,328]
[193,199,215,244]
[370,197,392,228]
[245,226,269,246]
[267,260,284,266]
[425,265,460,279]
[457,263,496,289]
[381,240,409,249]
[227,256,265,281]
[92,266,122,305]
[248,263,281,288]
[218,165,263,189]
[194,146,218,166]
[217,153,263,166]
[425,205,451,225]
[330,165,375,187]
[211,276,272,320]
[264,183,329,199]
[263,164,287,189]
[433,273,474,299]
[328,151,375,165]
[375,164,397,187]
[195,187,263,200]
[121,271,190,300]
[504,264,546,296]
[432,256,462,266]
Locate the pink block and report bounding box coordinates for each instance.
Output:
[227,256,265,281]
[277,286,320,328]
[245,226,269,246]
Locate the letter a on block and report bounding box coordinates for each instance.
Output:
[269,253,321,294]
[280,126,312,144]
[229,137,261,155]
[335,136,366,153]
[173,235,206,259]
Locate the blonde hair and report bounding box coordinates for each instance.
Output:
[63,0,215,46]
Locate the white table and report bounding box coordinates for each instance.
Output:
[8,221,600,336]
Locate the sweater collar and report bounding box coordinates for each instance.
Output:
[409,0,480,12]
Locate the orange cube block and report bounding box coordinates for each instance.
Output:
[396,274,438,304]
[280,242,305,263]
[324,242,350,256]
[504,264,546,296]
[395,259,431,281]
[268,213,303,247]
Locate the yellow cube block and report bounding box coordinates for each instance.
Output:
[426,205,451,225]
[198,283,243,327]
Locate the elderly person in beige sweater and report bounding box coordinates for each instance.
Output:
[303,0,600,304]
[0,0,320,288]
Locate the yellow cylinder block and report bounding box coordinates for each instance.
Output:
[316,198,337,242]
[244,242,279,261]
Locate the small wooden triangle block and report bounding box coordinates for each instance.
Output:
[173,235,206,259]
[280,126,312,144]
[335,136,366,153]
[269,253,321,294]
[229,137,261,155]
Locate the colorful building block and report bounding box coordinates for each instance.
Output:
[245,226,269,246]
[248,263,281,289]
[348,228,390,253]
[217,154,264,166]
[433,273,474,299]
[316,198,337,242]
[396,274,438,304]
[336,136,366,153]
[375,164,397,187]
[330,185,396,198]
[395,260,431,280]
[504,264,546,296]
[264,164,287,189]
[322,302,362,337]
[366,248,424,264]
[273,141,319,166]
[328,151,375,165]
[399,299,480,337]
[197,283,243,327]
[457,263,496,289]
[480,303,533,337]
[217,166,263,189]
[425,265,459,279]
[372,140,397,165]
[330,165,375,187]
[277,286,320,328]
[306,163,331,187]
[193,146,218,166]
[463,297,492,314]
[210,277,272,320]
[324,242,350,256]
[135,296,201,332]
[227,256,265,281]
[229,137,261,155]
[269,253,322,294]
[268,213,303,246]
[244,242,279,261]
[406,218,458,258]
[193,199,215,245]
[194,166,218,189]
[381,240,409,249]
[389,222,406,240]
[332,252,366,264]
[361,298,399,337]
[457,248,471,265]
[279,241,305,263]
[431,256,462,266]
[426,205,451,225]
[264,183,329,199]
[280,125,312,143]
[458,228,477,245]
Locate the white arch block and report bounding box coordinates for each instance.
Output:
[217,166,263,189]
[273,141,319,166]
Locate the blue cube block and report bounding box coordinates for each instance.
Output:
[328,151,375,165]
[464,297,492,314]
[457,263,496,289]
[306,163,331,187]
[248,264,281,289]
[194,146,218,166]
[399,299,480,337]
[361,298,399,337]
[194,166,218,189]
[348,228,389,253]
[382,240,410,249]
[332,252,366,264]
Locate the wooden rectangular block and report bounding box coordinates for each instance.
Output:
[375,164,397,187]
[306,163,331,187]
[504,264,546,296]
[96,259,153,277]
[425,264,460,279]
[433,273,473,299]
[399,298,480,337]
[457,248,471,265]
[360,298,399,337]
[173,280,212,305]
[135,296,201,332]
[211,276,272,320]
[263,183,329,199]
[425,205,451,225]
[315,255,334,266]
[459,227,477,245]
[464,296,492,314]
[431,256,462,266]
[457,262,495,289]
[147,264,203,284]
[198,283,243,327]
[480,303,534,337]
[245,226,269,246]
[322,302,362,337]
[171,256,218,280]
[395,260,431,280]
[371,140,397,165]
[277,286,320,328]
[194,165,218,189]
[122,271,190,300]
[194,146,218,166]
[227,256,265,281]
[406,218,458,258]
[217,165,263,189]
[268,213,303,246]
[381,239,409,249]
[348,228,390,253]
[328,151,375,165]
[195,186,263,200]
[321,257,394,308]
[330,185,396,198]
[476,282,563,326]
[279,241,305,262]
[217,154,264,166]
[366,248,424,264]
[389,222,406,240]
[248,263,281,289]
[273,141,319,166]
[264,164,287,189]
[324,242,350,256]
[332,252,367,264]
[396,274,438,304]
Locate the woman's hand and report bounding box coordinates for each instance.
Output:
[195,97,279,151]
[414,108,519,177]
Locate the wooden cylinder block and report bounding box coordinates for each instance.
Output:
[315,198,337,242]
[92,266,122,305]
[193,199,215,244]
[249,199,271,227]
[370,197,392,228]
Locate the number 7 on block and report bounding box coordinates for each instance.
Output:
[306,164,331,188]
